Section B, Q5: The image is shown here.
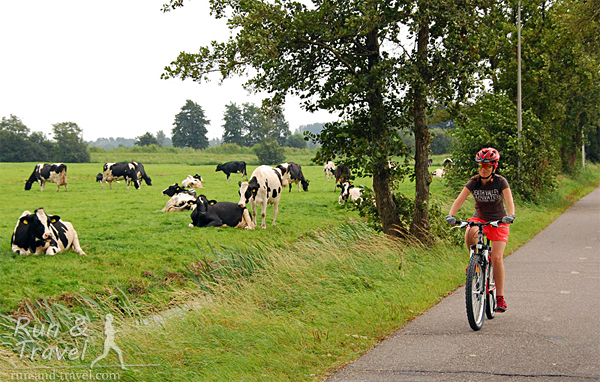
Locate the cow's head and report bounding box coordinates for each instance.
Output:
[162,183,182,197]
[20,208,54,244]
[339,182,353,200]
[238,179,258,207]
[215,164,224,172]
[301,179,310,192]
[195,195,217,215]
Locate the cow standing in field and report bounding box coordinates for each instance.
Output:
[324,161,335,180]
[238,165,283,229]
[161,183,197,212]
[334,165,351,192]
[11,208,85,255]
[101,162,140,190]
[182,174,204,188]
[277,162,310,192]
[132,162,152,187]
[215,161,247,181]
[189,195,255,229]
[25,163,68,192]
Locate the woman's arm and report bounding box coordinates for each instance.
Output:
[503,187,515,216]
[449,187,472,216]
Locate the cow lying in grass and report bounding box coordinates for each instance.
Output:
[338,182,363,205]
[11,208,85,255]
[182,174,204,188]
[189,195,255,229]
[162,183,196,212]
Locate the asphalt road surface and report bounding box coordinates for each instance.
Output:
[328,187,600,382]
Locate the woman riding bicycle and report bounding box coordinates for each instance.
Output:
[446,147,515,312]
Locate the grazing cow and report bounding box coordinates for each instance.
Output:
[182,174,204,189]
[238,165,283,229]
[161,183,197,212]
[324,161,335,180]
[215,161,247,181]
[101,162,140,190]
[11,208,85,255]
[25,163,68,192]
[334,165,351,191]
[338,182,363,205]
[132,161,152,186]
[189,195,255,229]
[277,162,309,192]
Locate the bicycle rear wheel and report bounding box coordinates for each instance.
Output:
[486,260,497,319]
[466,254,486,331]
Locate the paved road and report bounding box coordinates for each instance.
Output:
[328,187,600,381]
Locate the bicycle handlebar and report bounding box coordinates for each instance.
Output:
[451,220,507,230]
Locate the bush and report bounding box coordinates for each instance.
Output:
[253,139,286,165]
[448,93,559,201]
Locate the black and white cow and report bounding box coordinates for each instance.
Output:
[132,161,152,187]
[324,161,335,180]
[182,174,204,189]
[277,162,309,192]
[189,195,255,229]
[338,182,363,205]
[215,161,248,181]
[162,183,196,197]
[161,183,197,212]
[11,208,85,255]
[334,165,351,191]
[25,163,68,192]
[101,162,140,190]
[238,165,283,229]
[431,158,454,179]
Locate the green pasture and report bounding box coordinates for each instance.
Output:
[0,154,534,315]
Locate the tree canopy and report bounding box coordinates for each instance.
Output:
[162,0,485,240]
[171,99,210,150]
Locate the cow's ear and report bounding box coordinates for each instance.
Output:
[238,181,242,187]
[49,215,61,223]
[209,200,217,205]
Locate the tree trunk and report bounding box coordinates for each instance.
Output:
[410,15,433,243]
[365,29,406,238]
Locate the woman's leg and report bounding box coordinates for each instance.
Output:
[490,240,507,296]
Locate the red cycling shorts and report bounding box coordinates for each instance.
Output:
[468,217,510,242]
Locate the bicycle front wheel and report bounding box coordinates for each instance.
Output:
[486,260,497,320]
[466,254,486,331]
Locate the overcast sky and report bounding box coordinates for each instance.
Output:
[0,1,336,142]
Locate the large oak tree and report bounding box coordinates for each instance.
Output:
[162,0,483,241]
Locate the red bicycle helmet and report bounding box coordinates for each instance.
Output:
[475,147,500,170]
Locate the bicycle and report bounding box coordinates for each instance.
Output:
[452,219,507,331]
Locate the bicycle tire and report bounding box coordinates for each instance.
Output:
[466,254,486,331]
[486,260,497,319]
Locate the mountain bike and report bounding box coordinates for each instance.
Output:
[452,220,506,331]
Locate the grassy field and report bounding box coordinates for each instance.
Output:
[0,151,598,381]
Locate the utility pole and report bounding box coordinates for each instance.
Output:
[517,0,523,169]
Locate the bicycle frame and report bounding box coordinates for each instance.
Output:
[453,220,503,330]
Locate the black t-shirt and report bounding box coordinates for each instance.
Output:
[465,174,510,221]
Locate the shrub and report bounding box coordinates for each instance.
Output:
[253,139,285,164]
